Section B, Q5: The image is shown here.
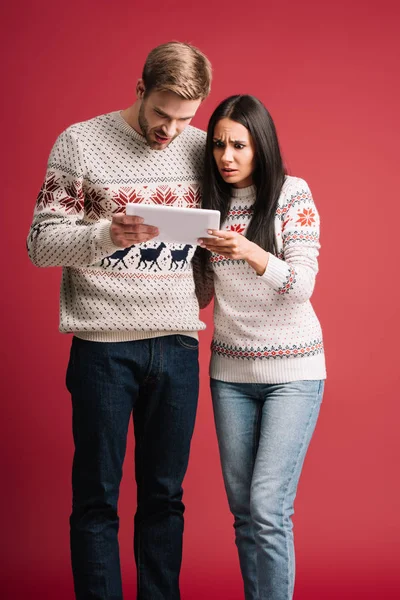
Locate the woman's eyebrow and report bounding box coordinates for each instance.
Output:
[212,137,246,143]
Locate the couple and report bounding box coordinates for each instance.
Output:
[27,41,326,600]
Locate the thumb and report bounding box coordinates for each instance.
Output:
[207,229,230,238]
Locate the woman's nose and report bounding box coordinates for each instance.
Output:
[222,148,233,162]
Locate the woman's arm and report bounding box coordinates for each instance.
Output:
[259,179,320,303]
[199,179,320,304]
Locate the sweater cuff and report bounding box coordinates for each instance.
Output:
[259,253,288,289]
[94,220,122,256]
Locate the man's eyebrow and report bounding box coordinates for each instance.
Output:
[153,106,194,120]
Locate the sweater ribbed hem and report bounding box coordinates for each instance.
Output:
[210,352,326,384]
[73,329,199,343]
[260,252,288,287]
[95,219,122,255]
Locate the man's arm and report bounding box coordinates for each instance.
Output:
[27,128,158,268]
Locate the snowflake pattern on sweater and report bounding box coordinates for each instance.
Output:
[207,177,326,384]
[27,111,207,341]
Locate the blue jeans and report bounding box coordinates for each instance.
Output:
[66,335,199,600]
[211,378,324,600]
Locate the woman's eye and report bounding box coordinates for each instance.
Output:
[235,143,245,149]
[213,140,224,148]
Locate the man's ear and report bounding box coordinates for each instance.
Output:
[136,79,146,99]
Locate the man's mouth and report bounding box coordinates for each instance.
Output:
[154,132,171,144]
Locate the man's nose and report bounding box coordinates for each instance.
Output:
[164,120,178,137]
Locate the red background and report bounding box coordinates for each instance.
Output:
[2,0,399,598]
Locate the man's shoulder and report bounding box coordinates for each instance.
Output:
[185,124,206,138]
[63,111,118,139]
[172,126,206,166]
[179,125,206,146]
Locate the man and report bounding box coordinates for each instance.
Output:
[27,41,212,600]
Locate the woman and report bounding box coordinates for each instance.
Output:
[196,95,326,600]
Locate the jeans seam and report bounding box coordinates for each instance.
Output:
[159,337,164,378]
[137,342,149,596]
[252,402,262,466]
[280,386,322,600]
[143,338,154,384]
[136,421,145,596]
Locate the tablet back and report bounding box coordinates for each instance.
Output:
[126,203,220,245]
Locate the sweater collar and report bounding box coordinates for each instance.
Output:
[111,110,149,144]
[230,184,256,201]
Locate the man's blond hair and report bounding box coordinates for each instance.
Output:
[142,41,212,100]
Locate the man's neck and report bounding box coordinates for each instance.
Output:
[121,103,142,136]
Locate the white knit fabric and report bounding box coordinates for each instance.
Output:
[209,177,327,383]
[27,111,207,342]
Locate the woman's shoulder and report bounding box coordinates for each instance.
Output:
[282,175,311,193]
[279,176,313,206]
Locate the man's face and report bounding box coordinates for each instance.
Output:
[138,87,202,150]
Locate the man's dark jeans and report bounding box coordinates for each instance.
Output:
[66,334,200,600]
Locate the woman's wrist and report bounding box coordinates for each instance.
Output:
[246,243,269,276]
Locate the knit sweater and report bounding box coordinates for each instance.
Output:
[27,111,207,342]
[201,177,326,384]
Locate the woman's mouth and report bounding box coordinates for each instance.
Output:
[221,168,238,177]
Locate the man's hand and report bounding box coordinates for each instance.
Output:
[110,214,159,248]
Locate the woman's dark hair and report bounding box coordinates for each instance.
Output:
[202,94,286,256]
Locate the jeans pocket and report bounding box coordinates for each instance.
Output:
[175,335,199,350]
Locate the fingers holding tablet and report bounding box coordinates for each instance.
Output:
[110,214,159,247]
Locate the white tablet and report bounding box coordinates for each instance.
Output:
[125,203,220,245]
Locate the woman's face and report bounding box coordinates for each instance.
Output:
[212,118,256,188]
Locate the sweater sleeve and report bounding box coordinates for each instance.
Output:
[259,179,320,303]
[27,129,120,268]
[192,247,215,309]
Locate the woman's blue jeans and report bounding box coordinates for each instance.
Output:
[66,335,199,600]
[211,378,324,600]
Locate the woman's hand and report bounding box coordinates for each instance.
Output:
[198,230,270,275]
[199,229,253,260]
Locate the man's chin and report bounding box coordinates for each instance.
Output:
[148,133,177,150]
[150,141,169,150]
